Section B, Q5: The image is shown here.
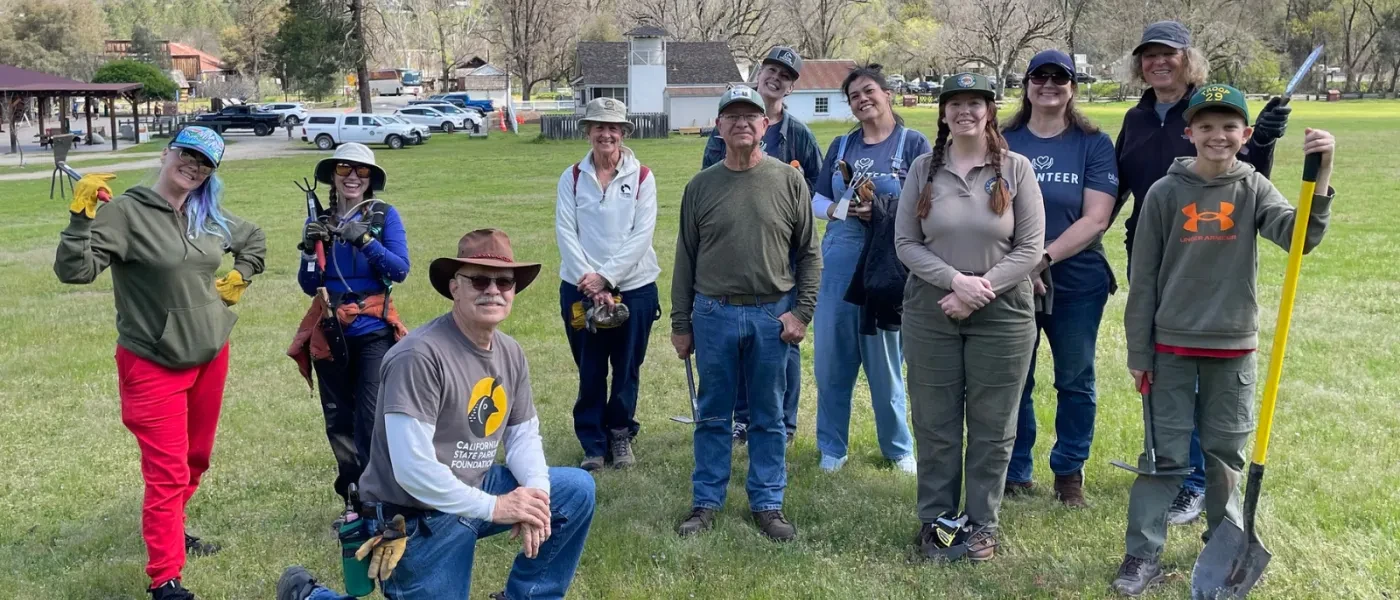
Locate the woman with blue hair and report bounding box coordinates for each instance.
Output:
[55,126,266,600]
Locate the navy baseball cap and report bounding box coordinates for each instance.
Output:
[1134,20,1191,55]
[761,46,803,80]
[1027,49,1075,78]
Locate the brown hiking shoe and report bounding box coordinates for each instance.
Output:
[608,428,635,469]
[676,508,716,537]
[966,529,998,562]
[1004,480,1035,498]
[1054,471,1088,508]
[752,509,797,541]
[579,456,605,471]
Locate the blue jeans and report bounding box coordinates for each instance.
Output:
[690,293,792,511]
[1007,281,1109,483]
[559,282,659,457]
[813,221,912,460]
[733,345,800,435]
[1186,411,1207,494]
[310,466,595,600]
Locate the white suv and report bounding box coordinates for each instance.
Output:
[380,115,430,144]
[395,106,479,134]
[301,113,418,150]
[260,102,309,125]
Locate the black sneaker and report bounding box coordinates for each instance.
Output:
[1166,488,1205,526]
[184,532,221,557]
[609,428,635,469]
[732,423,748,445]
[276,566,319,600]
[676,507,717,536]
[149,579,196,600]
[1110,554,1164,597]
[752,509,796,542]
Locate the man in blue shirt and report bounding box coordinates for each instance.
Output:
[700,46,822,445]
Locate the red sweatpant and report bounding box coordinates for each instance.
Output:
[116,344,229,588]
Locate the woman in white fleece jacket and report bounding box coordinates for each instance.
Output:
[555,98,661,471]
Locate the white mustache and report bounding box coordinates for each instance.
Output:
[475,296,507,306]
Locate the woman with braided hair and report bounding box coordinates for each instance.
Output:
[894,73,1044,562]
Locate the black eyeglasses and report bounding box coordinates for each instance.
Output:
[456,274,516,292]
[176,149,215,174]
[335,163,373,178]
[1028,71,1072,86]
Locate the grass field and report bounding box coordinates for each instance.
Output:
[2,101,1398,599]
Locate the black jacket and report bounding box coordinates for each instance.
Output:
[844,191,905,334]
[1114,86,1277,262]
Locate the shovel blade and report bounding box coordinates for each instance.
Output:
[1191,517,1271,599]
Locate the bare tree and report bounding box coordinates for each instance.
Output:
[410,0,484,88]
[621,0,778,63]
[936,0,1062,98]
[784,0,869,58]
[222,0,283,99]
[486,0,579,100]
[1056,0,1097,57]
[1335,0,1383,91]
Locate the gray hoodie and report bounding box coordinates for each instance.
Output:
[1125,157,1333,371]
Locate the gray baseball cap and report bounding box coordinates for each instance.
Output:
[1134,20,1191,55]
[761,46,803,80]
[718,85,766,114]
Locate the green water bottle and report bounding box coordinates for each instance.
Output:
[338,488,375,597]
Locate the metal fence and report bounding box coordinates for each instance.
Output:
[538,112,670,140]
[514,99,575,112]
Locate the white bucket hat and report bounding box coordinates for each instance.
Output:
[578,98,634,135]
[315,142,387,191]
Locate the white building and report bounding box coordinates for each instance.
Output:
[782,59,858,123]
[572,27,741,129]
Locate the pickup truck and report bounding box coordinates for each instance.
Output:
[193,105,284,136]
[431,93,495,115]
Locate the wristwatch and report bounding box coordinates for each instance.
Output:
[1040,251,1053,268]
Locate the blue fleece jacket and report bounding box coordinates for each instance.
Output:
[298,202,410,337]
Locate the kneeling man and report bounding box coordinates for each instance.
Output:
[280,229,595,600]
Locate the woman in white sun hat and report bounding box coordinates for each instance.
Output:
[290,142,410,512]
[555,97,661,471]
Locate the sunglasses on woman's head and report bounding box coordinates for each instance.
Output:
[457,274,517,292]
[1028,71,1072,85]
[335,163,373,178]
[175,149,215,174]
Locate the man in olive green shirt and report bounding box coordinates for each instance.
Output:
[670,86,820,542]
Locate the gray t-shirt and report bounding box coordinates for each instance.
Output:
[1155,101,1174,122]
[358,313,536,508]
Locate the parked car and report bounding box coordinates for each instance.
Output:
[1076,73,1098,84]
[301,113,417,150]
[192,104,283,136]
[437,92,495,114]
[260,102,309,125]
[395,106,481,134]
[380,115,430,144]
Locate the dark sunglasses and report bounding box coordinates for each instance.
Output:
[456,274,516,292]
[1028,71,1072,85]
[175,149,215,174]
[335,163,373,178]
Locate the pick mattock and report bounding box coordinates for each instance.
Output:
[1111,377,1193,477]
[1190,151,1324,600]
[670,355,722,425]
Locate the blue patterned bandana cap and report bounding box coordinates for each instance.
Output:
[170,125,226,167]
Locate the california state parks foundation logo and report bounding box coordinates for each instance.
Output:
[466,377,508,437]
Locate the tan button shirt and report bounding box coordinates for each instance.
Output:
[895,149,1045,294]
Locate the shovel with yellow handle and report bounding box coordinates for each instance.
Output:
[1189,150,1324,600]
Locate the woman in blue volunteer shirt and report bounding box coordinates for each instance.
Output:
[810,65,930,474]
[1001,50,1118,507]
[294,143,410,509]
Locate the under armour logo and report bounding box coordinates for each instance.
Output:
[1031,156,1054,171]
[1182,202,1235,232]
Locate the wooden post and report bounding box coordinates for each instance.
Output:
[37,96,46,141]
[109,97,119,151]
[5,92,16,153]
[85,97,94,145]
[60,94,69,131]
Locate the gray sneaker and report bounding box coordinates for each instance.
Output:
[609,428,635,469]
[1110,554,1164,597]
[580,456,605,471]
[1166,488,1204,525]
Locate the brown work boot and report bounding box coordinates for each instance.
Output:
[752,509,797,541]
[966,529,998,562]
[676,508,716,537]
[1004,480,1035,498]
[608,428,635,469]
[579,456,605,471]
[1054,471,1088,508]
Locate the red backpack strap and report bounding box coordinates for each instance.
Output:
[571,163,581,195]
[639,165,650,184]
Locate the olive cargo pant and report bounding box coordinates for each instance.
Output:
[1124,352,1256,559]
[904,278,1036,530]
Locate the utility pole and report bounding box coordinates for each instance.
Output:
[350,0,373,113]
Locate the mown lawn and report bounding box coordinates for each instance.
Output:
[1,101,1397,599]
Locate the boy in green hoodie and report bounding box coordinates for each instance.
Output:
[1110,84,1336,597]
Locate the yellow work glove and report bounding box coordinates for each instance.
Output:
[214,270,250,306]
[69,173,116,219]
[355,514,408,580]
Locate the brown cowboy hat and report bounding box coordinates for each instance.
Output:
[428,229,542,299]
